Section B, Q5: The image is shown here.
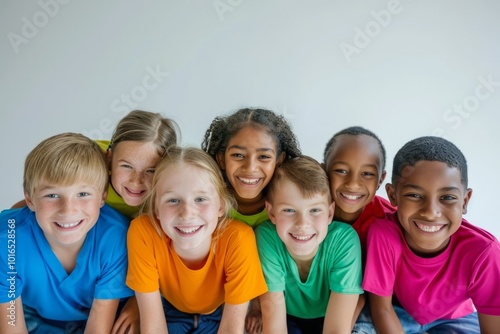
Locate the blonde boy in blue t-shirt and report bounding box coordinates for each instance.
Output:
[256,155,363,334]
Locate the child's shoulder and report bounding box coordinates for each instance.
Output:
[0,206,34,234]
[455,219,500,247]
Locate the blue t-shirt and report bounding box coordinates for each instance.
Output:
[255,220,363,319]
[0,205,133,322]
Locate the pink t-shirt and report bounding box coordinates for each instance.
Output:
[363,213,500,325]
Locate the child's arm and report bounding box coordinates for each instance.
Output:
[368,293,404,334]
[0,297,28,334]
[84,298,120,334]
[259,291,287,334]
[245,297,262,334]
[478,313,500,334]
[323,291,359,334]
[111,296,140,334]
[135,291,168,334]
[218,301,249,334]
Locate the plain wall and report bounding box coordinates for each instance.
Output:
[1,0,499,237]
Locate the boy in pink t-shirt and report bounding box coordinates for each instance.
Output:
[360,136,500,333]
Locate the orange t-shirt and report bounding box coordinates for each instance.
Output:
[126,215,268,314]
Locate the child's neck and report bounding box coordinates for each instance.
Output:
[334,207,363,225]
[51,243,84,274]
[293,257,314,283]
[174,241,211,270]
[234,193,265,215]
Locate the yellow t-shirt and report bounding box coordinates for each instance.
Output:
[95,139,139,219]
[126,215,268,314]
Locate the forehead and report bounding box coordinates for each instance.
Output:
[399,160,464,190]
[112,140,161,161]
[228,126,277,149]
[327,135,381,165]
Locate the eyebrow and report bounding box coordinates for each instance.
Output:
[402,184,461,192]
[331,161,379,169]
[226,145,276,153]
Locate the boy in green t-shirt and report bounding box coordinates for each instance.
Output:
[255,155,363,333]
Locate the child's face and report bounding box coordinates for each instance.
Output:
[266,179,334,262]
[25,181,106,251]
[217,126,285,203]
[108,140,161,207]
[155,164,224,259]
[325,135,385,223]
[386,160,472,256]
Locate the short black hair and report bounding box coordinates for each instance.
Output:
[323,126,386,172]
[392,136,468,187]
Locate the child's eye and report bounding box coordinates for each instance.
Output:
[283,208,295,213]
[362,171,376,177]
[120,164,133,169]
[310,208,321,213]
[77,192,90,197]
[167,198,180,204]
[146,169,155,174]
[333,169,347,175]
[404,193,422,199]
[45,194,59,199]
[231,153,244,159]
[195,197,207,203]
[441,195,458,201]
[258,154,272,160]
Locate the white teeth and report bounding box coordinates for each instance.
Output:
[342,193,361,200]
[291,234,313,241]
[416,223,444,233]
[56,221,80,228]
[177,226,202,234]
[239,177,259,185]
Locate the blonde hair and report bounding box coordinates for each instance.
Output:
[24,133,108,197]
[144,146,236,242]
[109,110,180,156]
[268,155,331,202]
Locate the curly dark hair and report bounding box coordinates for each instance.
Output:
[201,107,301,160]
[323,126,386,172]
[392,136,468,187]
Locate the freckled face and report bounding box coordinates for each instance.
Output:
[108,141,161,207]
[325,135,385,223]
[25,182,106,251]
[386,161,471,256]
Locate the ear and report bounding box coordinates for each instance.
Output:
[385,183,398,207]
[377,170,387,190]
[100,190,108,207]
[461,188,473,215]
[24,192,36,212]
[265,201,277,225]
[327,201,335,225]
[276,152,286,166]
[215,151,226,170]
[218,201,225,218]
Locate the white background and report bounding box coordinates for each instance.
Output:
[1,0,499,238]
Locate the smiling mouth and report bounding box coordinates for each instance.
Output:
[238,177,260,185]
[341,193,363,201]
[55,221,82,229]
[415,222,445,233]
[176,226,202,234]
[125,188,146,196]
[290,233,314,241]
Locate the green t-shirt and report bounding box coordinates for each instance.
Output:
[255,220,364,319]
[230,208,269,229]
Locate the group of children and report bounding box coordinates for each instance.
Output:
[0,108,499,334]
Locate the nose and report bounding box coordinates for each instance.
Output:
[295,213,309,229]
[420,198,441,220]
[59,197,77,215]
[242,157,258,171]
[129,171,143,185]
[179,202,195,220]
[345,174,361,190]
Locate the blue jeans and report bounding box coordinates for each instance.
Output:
[24,305,86,334]
[286,314,324,334]
[162,297,223,334]
[352,304,480,334]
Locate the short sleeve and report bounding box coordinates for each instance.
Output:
[255,221,286,292]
